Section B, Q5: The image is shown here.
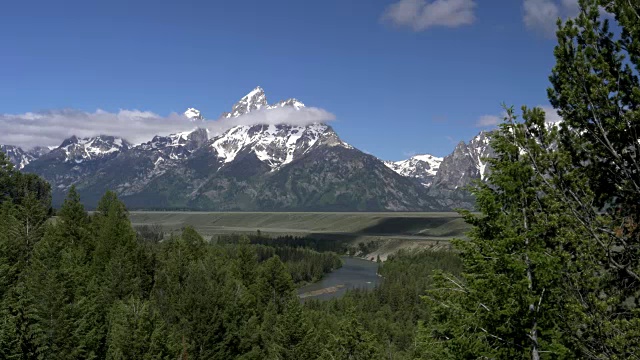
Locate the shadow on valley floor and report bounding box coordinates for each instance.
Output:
[354,216,469,238]
[129,211,471,259]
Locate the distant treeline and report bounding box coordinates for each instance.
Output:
[217,233,384,259]
[217,233,349,253]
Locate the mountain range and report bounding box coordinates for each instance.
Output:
[1,87,493,211]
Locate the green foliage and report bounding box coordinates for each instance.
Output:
[417,107,577,359]
[329,309,381,360]
[418,1,640,358]
[106,297,172,360]
[304,250,463,359]
[257,256,295,313]
[268,299,320,359]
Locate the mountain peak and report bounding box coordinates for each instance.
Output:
[222,86,268,119]
[268,98,306,110]
[56,135,130,163]
[385,154,443,187]
[0,145,43,170]
[245,86,265,98]
[220,87,307,119]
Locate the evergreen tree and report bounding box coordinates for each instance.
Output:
[547,1,640,356]
[23,225,79,359]
[270,298,319,360]
[329,308,381,360]
[257,256,294,314]
[0,152,16,203]
[419,2,640,358]
[58,185,90,249]
[106,296,172,360]
[76,191,144,358]
[234,236,258,289]
[418,107,577,359]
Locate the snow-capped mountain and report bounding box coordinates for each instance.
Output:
[268,98,305,110]
[54,135,131,163]
[429,131,495,208]
[205,87,349,169]
[221,86,268,118]
[0,86,497,211]
[211,123,348,169]
[0,145,49,170]
[385,154,443,187]
[137,128,209,161]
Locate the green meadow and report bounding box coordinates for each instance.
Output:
[128,211,471,259]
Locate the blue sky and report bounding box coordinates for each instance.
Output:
[0,0,577,159]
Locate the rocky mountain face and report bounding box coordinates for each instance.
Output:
[427,131,495,209]
[1,87,450,211]
[221,86,268,118]
[385,154,443,187]
[0,145,49,170]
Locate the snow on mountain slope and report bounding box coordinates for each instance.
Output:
[221,86,269,118]
[56,135,130,162]
[210,86,349,169]
[267,98,306,110]
[136,128,209,163]
[429,129,496,209]
[211,123,338,169]
[464,131,493,181]
[385,154,443,187]
[0,145,48,169]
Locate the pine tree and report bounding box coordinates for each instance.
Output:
[418,1,640,358]
[0,152,16,203]
[329,308,381,360]
[256,256,294,314]
[75,191,143,358]
[106,296,172,360]
[22,225,79,359]
[58,185,90,249]
[270,298,319,360]
[418,107,579,359]
[180,226,206,260]
[544,1,640,356]
[234,236,258,289]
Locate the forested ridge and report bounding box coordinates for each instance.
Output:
[1,0,639,359]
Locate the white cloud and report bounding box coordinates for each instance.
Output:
[0,106,336,150]
[476,114,501,127]
[540,105,563,124]
[560,0,580,15]
[382,0,476,31]
[523,0,580,37]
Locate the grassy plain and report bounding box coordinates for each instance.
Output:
[129,211,471,259]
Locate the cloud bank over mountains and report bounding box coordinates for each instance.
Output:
[0,106,336,150]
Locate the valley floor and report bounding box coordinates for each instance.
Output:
[128,211,470,260]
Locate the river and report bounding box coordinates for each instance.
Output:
[297,257,381,301]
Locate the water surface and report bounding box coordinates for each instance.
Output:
[298,257,380,301]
